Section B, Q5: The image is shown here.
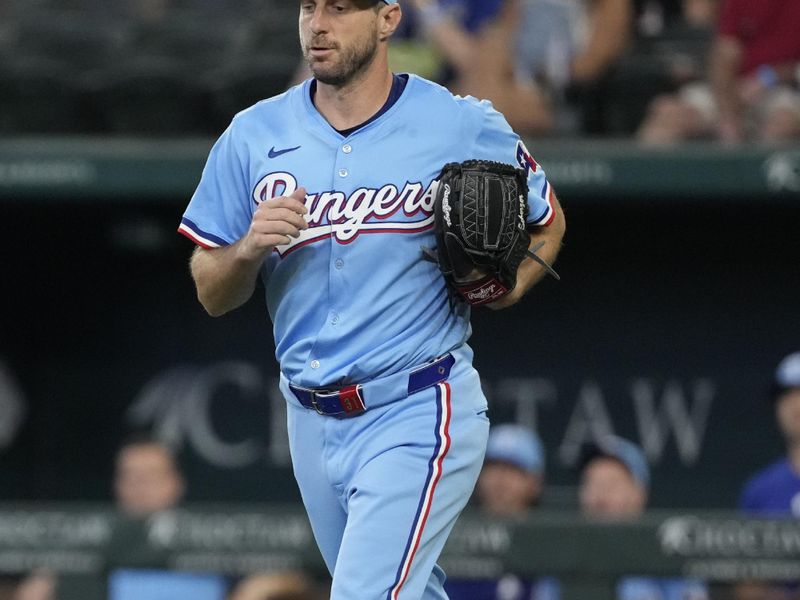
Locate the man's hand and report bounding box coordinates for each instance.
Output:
[190,187,309,317]
[237,187,309,262]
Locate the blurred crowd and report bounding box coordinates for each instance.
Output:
[2,351,799,600]
[5,434,329,600]
[0,0,798,141]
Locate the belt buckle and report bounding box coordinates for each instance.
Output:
[310,387,338,415]
[310,393,326,415]
[302,385,365,417]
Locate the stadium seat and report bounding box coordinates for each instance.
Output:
[10,0,106,11]
[602,58,677,135]
[0,58,95,134]
[0,58,92,134]
[208,55,299,128]
[89,57,216,135]
[598,22,713,135]
[130,14,250,71]
[247,8,305,58]
[11,14,130,72]
[0,20,16,61]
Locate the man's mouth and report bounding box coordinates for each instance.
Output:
[309,38,337,50]
[309,46,335,60]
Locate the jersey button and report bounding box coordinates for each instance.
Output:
[331,313,339,325]
[310,360,320,369]
[334,259,344,270]
[342,144,352,154]
[338,168,348,178]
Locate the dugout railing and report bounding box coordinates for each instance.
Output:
[2,504,800,600]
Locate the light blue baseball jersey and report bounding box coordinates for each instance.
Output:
[179,74,555,388]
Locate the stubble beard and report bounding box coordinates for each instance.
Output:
[303,33,379,87]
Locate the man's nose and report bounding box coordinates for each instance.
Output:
[308,5,330,34]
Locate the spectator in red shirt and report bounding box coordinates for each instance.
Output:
[637,0,800,143]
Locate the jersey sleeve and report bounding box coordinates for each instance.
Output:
[469,101,556,227]
[178,124,252,248]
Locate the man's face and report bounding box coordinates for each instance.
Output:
[476,461,541,516]
[776,389,800,445]
[299,0,382,86]
[114,444,184,517]
[579,457,646,520]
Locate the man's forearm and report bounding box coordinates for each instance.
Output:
[709,36,743,128]
[416,8,474,73]
[190,244,266,317]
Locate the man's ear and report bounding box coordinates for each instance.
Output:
[378,3,402,41]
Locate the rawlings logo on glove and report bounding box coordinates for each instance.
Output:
[441,184,453,227]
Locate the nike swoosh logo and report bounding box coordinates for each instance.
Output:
[268,145,301,158]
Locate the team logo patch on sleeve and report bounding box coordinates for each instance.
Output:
[516,140,539,176]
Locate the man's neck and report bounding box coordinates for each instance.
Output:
[314,59,394,132]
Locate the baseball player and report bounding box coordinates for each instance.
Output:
[178,1,565,598]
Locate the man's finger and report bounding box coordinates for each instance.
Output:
[256,207,308,230]
[290,186,307,201]
[263,194,308,215]
[252,220,302,238]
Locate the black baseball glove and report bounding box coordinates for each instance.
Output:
[424,160,559,306]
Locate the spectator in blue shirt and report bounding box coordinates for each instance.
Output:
[736,352,800,600]
[739,352,800,517]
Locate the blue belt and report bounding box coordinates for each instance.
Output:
[289,353,456,417]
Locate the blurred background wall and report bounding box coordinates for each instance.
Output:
[0,0,800,597]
